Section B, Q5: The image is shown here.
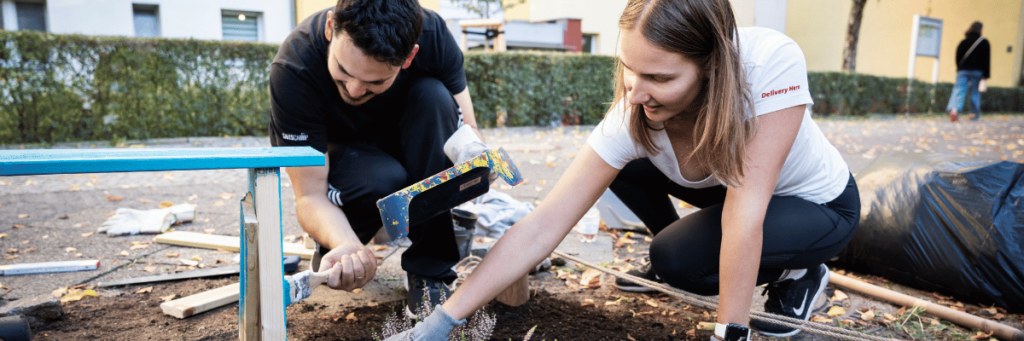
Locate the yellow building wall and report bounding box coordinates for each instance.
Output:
[787,0,1023,87]
[295,0,441,25]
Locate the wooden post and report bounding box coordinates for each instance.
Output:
[250,168,287,340]
[239,193,260,341]
[494,275,530,307]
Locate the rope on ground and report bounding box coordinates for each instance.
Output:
[551,250,900,341]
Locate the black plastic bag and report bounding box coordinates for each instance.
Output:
[834,153,1024,311]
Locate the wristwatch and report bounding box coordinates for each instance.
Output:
[713,323,751,341]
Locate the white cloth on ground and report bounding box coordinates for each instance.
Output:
[458,189,534,238]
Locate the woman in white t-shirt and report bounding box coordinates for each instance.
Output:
[386,0,859,340]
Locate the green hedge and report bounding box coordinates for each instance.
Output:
[1,30,1022,144]
[0,30,277,144]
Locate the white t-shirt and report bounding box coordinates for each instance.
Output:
[587,27,849,204]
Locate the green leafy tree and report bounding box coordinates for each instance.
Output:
[449,0,526,19]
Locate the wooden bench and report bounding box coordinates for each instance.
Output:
[0,147,324,340]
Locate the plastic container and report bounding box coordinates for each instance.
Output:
[575,206,601,242]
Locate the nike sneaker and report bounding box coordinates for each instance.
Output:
[750,264,830,337]
[614,257,664,292]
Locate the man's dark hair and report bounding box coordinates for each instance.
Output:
[332,0,424,67]
[965,21,983,37]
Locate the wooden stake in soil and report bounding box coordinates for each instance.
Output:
[240,194,260,341]
[494,274,530,307]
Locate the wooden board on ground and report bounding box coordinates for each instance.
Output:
[160,282,239,319]
[155,231,313,259]
[96,265,239,287]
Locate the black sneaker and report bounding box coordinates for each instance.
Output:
[751,264,830,337]
[614,258,663,292]
[404,272,452,319]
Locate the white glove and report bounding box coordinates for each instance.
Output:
[98,204,195,236]
[383,305,465,341]
[444,125,498,182]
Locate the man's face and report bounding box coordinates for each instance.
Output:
[326,31,403,106]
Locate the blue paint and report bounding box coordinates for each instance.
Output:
[0,147,323,176]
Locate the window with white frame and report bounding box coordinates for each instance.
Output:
[133,4,160,37]
[222,10,260,42]
[582,33,598,54]
[15,0,46,32]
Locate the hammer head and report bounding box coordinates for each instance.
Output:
[376,148,524,240]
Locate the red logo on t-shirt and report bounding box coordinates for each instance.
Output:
[762,85,800,99]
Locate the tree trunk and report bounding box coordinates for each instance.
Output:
[842,0,867,72]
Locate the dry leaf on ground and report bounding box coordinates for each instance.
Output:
[165,252,180,258]
[581,299,596,307]
[52,287,68,298]
[827,306,846,317]
[81,231,94,237]
[883,313,897,322]
[119,251,129,256]
[861,310,875,321]
[143,266,158,272]
[345,312,357,322]
[60,289,98,303]
[579,268,602,289]
[645,299,659,308]
[159,201,174,208]
[160,294,177,302]
[65,247,77,253]
[136,198,153,203]
[219,193,234,200]
[106,195,123,202]
[831,289,849,301]
[810,315,834,323]
[136,286,153,294]
[214,201,225,206]
[12,224,24,229]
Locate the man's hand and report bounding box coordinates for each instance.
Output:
[318,242,378,291]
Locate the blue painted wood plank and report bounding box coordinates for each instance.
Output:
[0,147,324,176]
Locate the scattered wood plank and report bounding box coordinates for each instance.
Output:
[155,231,313,259]
[96,265,239,288]
[0,260,100,275]
[160,282,239,319]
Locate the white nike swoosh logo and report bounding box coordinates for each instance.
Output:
[792,289,809,316]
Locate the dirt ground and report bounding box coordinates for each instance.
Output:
[3,114,1024,340]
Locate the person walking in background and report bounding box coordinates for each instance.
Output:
[947,21,990,122]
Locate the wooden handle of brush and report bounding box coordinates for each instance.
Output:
[829,272,1024,341]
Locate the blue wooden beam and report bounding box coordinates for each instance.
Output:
[0,147,324,176]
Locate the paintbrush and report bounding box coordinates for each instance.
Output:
[282,267,333,306]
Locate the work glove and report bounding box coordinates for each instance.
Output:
[98,204,195,236]
[383,304,465,341]
[444,125,498,183]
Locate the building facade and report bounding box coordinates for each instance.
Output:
[0,0,295,43]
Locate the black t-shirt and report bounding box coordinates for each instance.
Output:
[268,7,467,153]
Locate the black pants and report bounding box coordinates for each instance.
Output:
[311,77,461,282]
[609,158,859,295]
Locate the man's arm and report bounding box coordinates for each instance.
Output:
[285,153,376,291]
[453,88,485,142]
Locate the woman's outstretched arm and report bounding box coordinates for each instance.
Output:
[442,144,620,320]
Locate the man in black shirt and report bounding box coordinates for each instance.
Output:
[269,0,483,315]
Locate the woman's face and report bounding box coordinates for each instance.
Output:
[619,28,703,123]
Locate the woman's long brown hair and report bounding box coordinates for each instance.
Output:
[613,0,755,186]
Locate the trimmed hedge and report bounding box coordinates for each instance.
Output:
[1,30,1022,144]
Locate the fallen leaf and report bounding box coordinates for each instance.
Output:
[12,224,25,229]
[65,247,77,253]
[861,310,875,321]
[161,294,177,302]
[60,289,98,303]
[626,245,635,253]
[136,198,153,203]
[58,215,69,219]
[626,334,636,341]
[129,244,149,250]
[581,299,596,307]
[105,196,123,202]
[645,299,659,308]
[697,322,716,330]
[827,306,846,317]
[614,235,637,248]
[367,302,378,307]
[219,193,235,200]
[81,231,94,237]
[811,315,834,323]
[372,245,388,252]
[0,234,6,239]
[74,253,82,258]
[17,214,29,219]
[214,201,225,207]
[165,252,180,258]
[831,289,849,301]
[204,229,216,234]
[180,259,198,266]
[345,312,357,322]
[352,288,363,294]
[136,286,153,294]
[605,300,619,306]
[686,329,697,338]
[883,313,897,322]
[159,201,174,209]
[117,251,128,257]
[143,266,158,272]
[188,194,198,201]
[6,249,17,254]
[930,319,941,326]
[52,286,68,298]
[971,331,995,340]
[644,236,653,242]
[579,268,602,288]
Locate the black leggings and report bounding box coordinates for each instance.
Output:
[609,158,860,296]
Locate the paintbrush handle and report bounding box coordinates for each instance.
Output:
[308,270,330,288]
